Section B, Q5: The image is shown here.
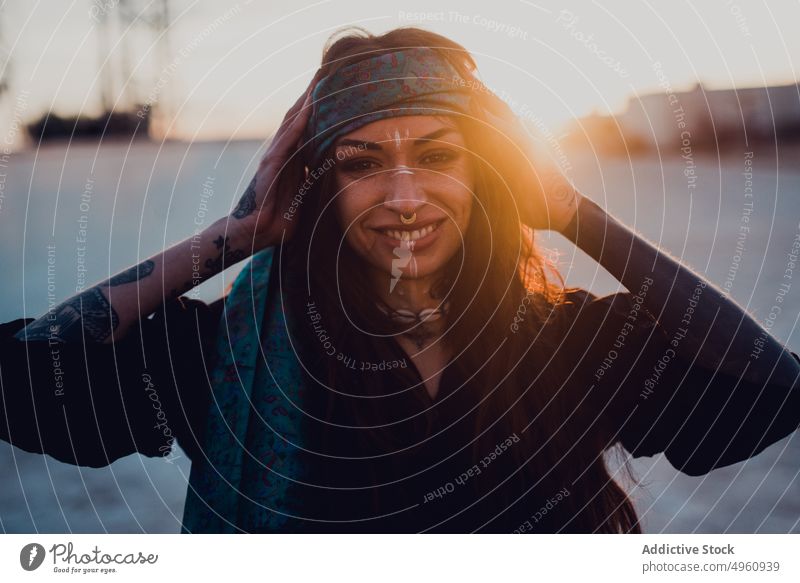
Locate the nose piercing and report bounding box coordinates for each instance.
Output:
[400,212,417,225]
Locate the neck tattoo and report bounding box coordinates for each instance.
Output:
[403,325,439,350]
[378,301,449,350]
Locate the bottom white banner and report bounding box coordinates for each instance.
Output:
[1,534,797,581]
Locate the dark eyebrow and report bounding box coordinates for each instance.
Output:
[335,139,383,151]
[413,128,458,145]
[334,128,459,151]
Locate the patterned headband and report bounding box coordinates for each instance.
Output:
[303,47,475,165]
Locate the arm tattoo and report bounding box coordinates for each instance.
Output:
[14,287,118,343]
[14,259,153,343]
[103,259,155,287]
[204,235,248,273]
[232,177,257,219]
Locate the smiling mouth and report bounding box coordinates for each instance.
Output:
[377,220,443,242]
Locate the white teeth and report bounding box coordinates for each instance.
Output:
[383,222,439,242]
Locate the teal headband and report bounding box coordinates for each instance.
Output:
[303,48,475,165]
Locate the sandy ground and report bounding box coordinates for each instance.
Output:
[1,140,797,532]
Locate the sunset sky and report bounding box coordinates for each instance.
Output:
[1,0,798,147]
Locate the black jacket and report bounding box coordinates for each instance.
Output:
[2,289,799,532]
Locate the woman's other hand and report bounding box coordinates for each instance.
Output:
[525,163,583,234]
[480,97,583,234]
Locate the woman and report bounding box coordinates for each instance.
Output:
[2,27,799,533]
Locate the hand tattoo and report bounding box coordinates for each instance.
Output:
[232,176,257,219]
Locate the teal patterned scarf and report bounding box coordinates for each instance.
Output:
[180,247,312,532]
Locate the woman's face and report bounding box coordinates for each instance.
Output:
[332,115,474,284]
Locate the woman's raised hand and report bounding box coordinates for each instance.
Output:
[480,99,583,234]
[229,70,323,251]
[15,71,329,345]
[524,161,583,234]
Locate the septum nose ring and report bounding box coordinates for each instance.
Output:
[400,212,417,225]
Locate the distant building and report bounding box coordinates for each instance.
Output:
[616,83,800,150]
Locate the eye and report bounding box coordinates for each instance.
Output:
[420,150,458,165]
[340,158,381,173]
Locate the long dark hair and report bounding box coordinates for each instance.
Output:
[281,26,640,533]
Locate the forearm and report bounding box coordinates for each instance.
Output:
[561,195,800,388]
[14,217,250,344]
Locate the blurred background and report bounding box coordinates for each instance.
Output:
[0,0,798,533]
